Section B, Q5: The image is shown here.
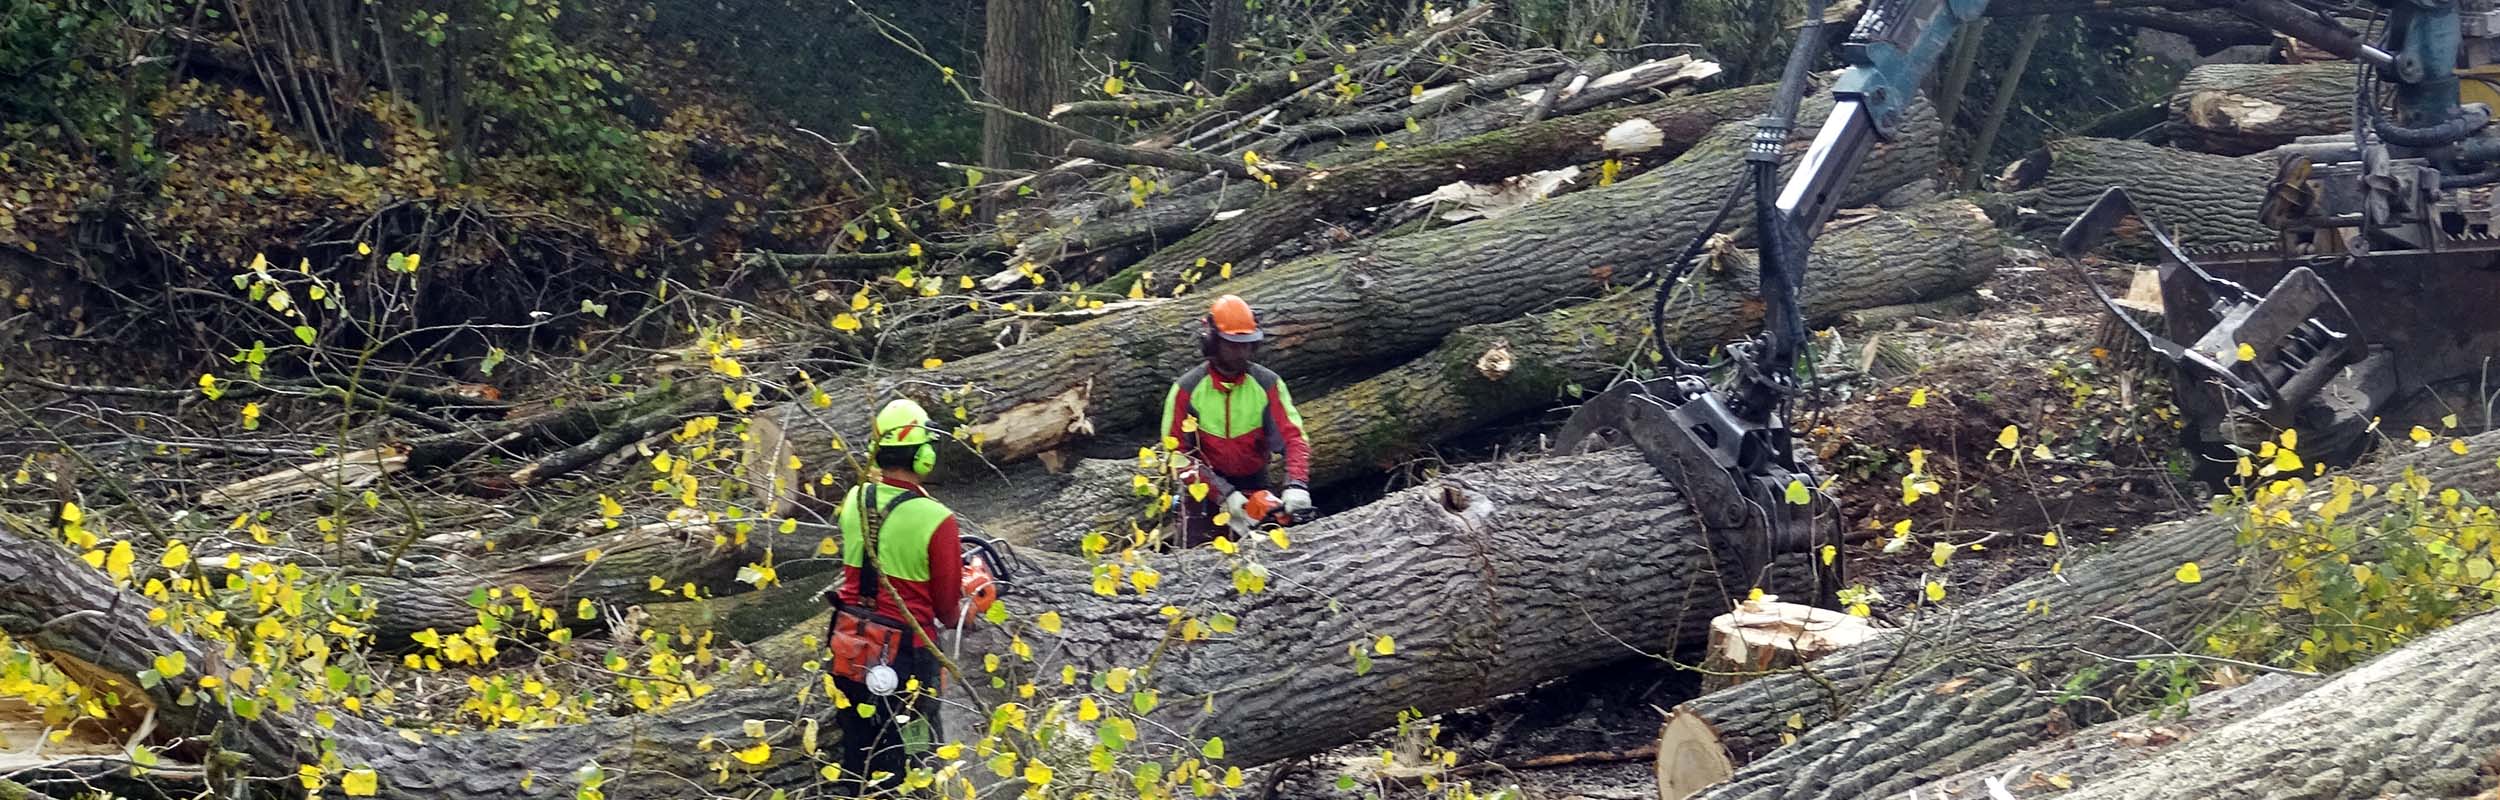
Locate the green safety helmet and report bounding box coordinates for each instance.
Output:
[873,398,939,474]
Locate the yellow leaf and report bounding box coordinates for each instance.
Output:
[832,313,862,332]
[2032,443,2051,460]
[1188,482,1211,502]
[1024,760,1054,786]
[1103,75,1126,95]
[153,651,187,678]
[357,242,372,255]
[2236,343,2256,362]
[599,495,624,517]
[2175,562,2203,584]
[1931,542,1955,567]
[298,764,324,791]
[2043,530,2060,547]
[106,541,134,580]
[1909,387,1928,408]
[1996,425,2019,449]
[341,769,378,796]
[922,358,944,370]
[1079,696,1101,721]
[2444,413,2461,429]
[160,541,191,569]
[734,741,770,765]
[2453,439,2471,456]
[1036,611,1064,634]
[1373,635,1395,655]
[1925,580,1945,602]
[2413,425,2434,444]
[1783,480,1811,505]
[2047,774,2073,789]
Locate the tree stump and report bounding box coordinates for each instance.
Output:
[1697,597,1879,694]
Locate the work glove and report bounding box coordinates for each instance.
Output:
[1222,491,1255,537]
[1283,487,1314,516]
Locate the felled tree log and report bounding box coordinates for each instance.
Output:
[1671,429,2500,800]
[1891,673,2323,799]
[979,449,1780,767]
[347,518,835,647]
[1984,0,2273,53]
[1996,137,2272,255]
[748,93,1940,513]
[1108,80,1775,298]
[1296,198,2001,487]
[972,201,1996,551]
[2166,63,2355,155]
[0,527,847,800]
[2054,610,2500,799]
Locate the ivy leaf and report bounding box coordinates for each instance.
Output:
[1201,738,1226,759]
[1035,611,1064,634]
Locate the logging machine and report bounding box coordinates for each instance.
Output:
[1561,0,2500,610]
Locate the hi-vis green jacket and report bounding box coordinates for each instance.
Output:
[1159,362,1310,492]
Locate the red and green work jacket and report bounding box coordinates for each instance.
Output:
[835,477,963,643]
[1160,362,1311,495]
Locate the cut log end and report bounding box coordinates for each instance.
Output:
[1657,708,1736,800]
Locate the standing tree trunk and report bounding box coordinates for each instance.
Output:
[1962,14,2049,190]
[1199,0,1244,91]
[985,0,1076,169]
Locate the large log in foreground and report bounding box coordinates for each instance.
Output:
[1891,672,2324,799]
[2056,609,2500,799]
[0,526,839,800]
[749,94,1941,512]
[973,449,1775,767]
[1676,429,2500,800]
[2165,63,2355,156]
[739,449,1782,768]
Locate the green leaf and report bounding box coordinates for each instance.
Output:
[480,347,508,376]
[1201,738,1225,759]
[1784,480,1811,505]
[293,325,317,345]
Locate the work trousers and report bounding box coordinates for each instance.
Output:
[828,647,945,798]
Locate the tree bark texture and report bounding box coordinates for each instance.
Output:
[984,0,1076,169]
[348,520,836,647]
[1295,198,2002,489]
[2055,609,2500,800]
[0,527,849,800]
[1198,0,1245,92]
[1677,429,2500,800]
[1114,82,1776,298]
[1892,672,2324,799]
[750,93,1940,511]
[1998,137,2273,257]
[2165,63,2356,156]
[967,449,1792,767]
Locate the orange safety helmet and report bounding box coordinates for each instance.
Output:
[1205,295,1265,344]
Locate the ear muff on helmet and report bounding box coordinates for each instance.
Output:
[872,398,942,475]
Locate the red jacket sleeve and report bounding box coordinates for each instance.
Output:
[926,515,964,628]
[1270,382,1312,486]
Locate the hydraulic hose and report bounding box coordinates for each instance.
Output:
[1645,0,1826,377]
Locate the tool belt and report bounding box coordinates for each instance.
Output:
[823,488,927,696]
